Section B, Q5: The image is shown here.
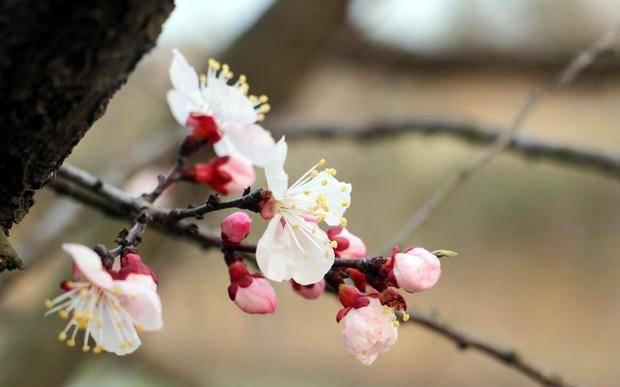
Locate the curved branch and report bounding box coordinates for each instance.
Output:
[50,163,577,386]
[385,22,620,251]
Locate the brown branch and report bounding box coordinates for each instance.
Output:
[276,119,620,181]
[401,310,575,387]
[386,22,620,251]
[50,163,577,387]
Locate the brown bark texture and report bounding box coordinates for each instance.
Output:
[0,0,174,270]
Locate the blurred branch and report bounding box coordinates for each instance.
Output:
[50,164,576,386]
[278,119,620,180]
[402,310,576,387]
[386,22,620,251]
[221,0,350,107]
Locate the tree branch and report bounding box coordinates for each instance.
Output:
[276,119,620,181]
[386,22,620,251]
[49,163,576,386]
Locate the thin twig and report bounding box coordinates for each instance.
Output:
[50,164,577,387]
[386,23,620,251]
[402,310,575,387]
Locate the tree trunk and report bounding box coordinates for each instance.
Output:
[0,0,174,270]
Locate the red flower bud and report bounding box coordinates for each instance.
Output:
[186,113,221,143]
[187,156,255,195]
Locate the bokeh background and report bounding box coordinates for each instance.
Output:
[2,0,620,386]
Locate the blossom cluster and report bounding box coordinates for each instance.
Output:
[44,50,453,365]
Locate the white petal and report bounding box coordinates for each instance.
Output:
[95,306,141,356]
[170,49,201,101]
[214,122,275,167]
[263,137,288,199]
[166,90,200,126]
[202,77,257,124]
[256,214,334,285]
[62,243,113,289]
[114,280,163,331]
[295,171,352,226]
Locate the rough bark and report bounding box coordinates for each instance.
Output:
[0,0,174,270]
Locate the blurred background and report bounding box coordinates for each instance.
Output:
[2,0,620,386]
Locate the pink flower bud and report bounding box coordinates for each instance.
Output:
[118,253,158,291]
[327,226,366,259]
[291,279,326,300]
[259,196,277,220]
[340,298,398,365]
[221,211,252,245]
[186,113,221,143]
[188,156,255,196]
[228,262,277,314]
[390,247,441,293]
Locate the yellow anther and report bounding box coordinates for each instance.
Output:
[257,113,265,122]
[339,217,348,227]
[112,288,121,296]
[44,299,53,309]
[199,74,207,84]
[73,311,84,321]
[383,306,391,314]
[311,228,317,234]
[249,95,258,103]
[293,224,300,229]
[316,214,326,222]
[258,95,269,103]
[303,250,310,258]
[340,185,348,192]
[393,321,400,328]
[238,74,247,83]
[310,170,318,177]
[402,312,410,322]
[362,349,369,356]
[82,345,90,353]
[325,168,337,175]
[67,339,76,347]
[112,300,121,309]
[93,345,103,354]
[58,331,67,341]
[318,159,326,167]
[260,103,271,113]
[341,201,349,207]
[79,289,88,298]
[58,310,69,320]
[330,241,338,248]
[239,83,249,94]
[135,323,144,334]
[77,321,89,330]
[304,189,311,195]
[221,63,230,73]
[325,251,330,257]
[321,179,327,186]
[208,58,221,70]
